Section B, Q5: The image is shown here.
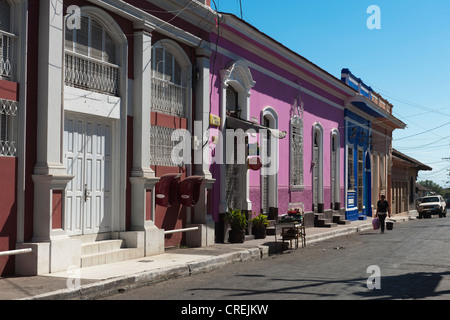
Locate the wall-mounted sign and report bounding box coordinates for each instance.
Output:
[209,114,220,127]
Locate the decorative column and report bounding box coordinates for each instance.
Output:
[129,21,163,256]
[186,45,216,247]
[17,0,79,275]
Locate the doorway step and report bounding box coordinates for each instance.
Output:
[266,219,277,236]
[332,213,351,225]
[314,211,337,228]
[76,234,142,268]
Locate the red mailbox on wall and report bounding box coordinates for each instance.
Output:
[178,176,205,207]
[155,173,182,207]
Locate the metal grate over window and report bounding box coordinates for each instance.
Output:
[0,0,14,80]
[151,46,186,117]
[64,15,118,96]
[290,116,303,188]
[150,125,178,167]
[0,99,17,157]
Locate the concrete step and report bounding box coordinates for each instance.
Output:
[81,247,141,268]
[80,238,142,268]
[81,239,125,256]
[333,214,351,225]
[317,220,337,228]
[245,234,255,241]
[315,214,337,228]
[266,220,277,235]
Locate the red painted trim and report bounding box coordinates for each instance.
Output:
[0,79,18,101]
[151,112,188,130]
[0,157,17,276]
[52,190,63,229]
[146,190,152,221]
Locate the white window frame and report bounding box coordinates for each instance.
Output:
[330,129,340,208]
[64,14,116,64]
[290,115,304,190]
[150,39,192,167]
[64,13,119,96]
[151,39,191,118]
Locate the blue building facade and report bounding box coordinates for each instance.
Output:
[341,69,379,221]
[341,68,406,222]
[344,109,371,221]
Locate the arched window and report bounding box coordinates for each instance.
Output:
[0,0,12,79]
[64,14,118,96]
[0,0,10,33]
[331,129,340,209]
[151,42,187,117]
[0,0,16,156]
[290,115,303,189]
[312,123,324,211]
[150,41,190,167]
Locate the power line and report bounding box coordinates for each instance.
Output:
[366,82,450,117]
[394,122,450,141]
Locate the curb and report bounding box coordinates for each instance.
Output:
[306,223,373,245]
[22,216,415,300]
[21,247,265,300]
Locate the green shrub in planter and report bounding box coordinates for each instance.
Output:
[226,209,248,243]
[250,213,269,239]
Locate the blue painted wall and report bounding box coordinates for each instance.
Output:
[345,109,371,221]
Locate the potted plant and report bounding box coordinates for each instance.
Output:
[250,213,269,239]
[226,208,248,243]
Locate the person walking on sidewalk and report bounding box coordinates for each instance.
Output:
[376,194,391,233]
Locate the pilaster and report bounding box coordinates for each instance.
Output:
[129,21,164,256]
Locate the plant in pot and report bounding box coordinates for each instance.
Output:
[250,213,269,239]
[226,208,248,243]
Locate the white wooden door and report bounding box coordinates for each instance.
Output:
[64,114,112,235]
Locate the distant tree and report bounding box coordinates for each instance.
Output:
[418,180,447,196]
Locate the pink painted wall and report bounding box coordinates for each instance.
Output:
[208,25,348,220]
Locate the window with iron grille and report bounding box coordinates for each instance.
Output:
[348,146,354,190]
[150,43,189,167]
[0,98,17,157]
[290,116,304,188]
[64,15,118,96]
[149,125,179,167]
[0,0,14,80]
[151,45,186,117]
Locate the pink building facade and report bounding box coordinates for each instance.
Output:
[208,14,356,238]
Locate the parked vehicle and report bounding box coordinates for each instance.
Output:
[446,198,450,208]
[417,195,447,218]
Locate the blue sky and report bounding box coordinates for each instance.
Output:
[214,0,450,187]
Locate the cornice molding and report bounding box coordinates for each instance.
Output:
[87,0,204,47]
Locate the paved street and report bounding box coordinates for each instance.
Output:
[104,213,450,300]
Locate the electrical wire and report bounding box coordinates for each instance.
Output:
[394,122,450,141]
[366,81,450,118]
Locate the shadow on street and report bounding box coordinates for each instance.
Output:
[186,271,450,300]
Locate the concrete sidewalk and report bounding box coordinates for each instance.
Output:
[0,212,416,300]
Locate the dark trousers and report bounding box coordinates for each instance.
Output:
[378,213,387,232]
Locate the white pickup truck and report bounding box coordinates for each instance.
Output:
[417,195,447,218]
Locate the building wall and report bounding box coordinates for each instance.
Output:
[0,157,17,276]
[345,110,371,221]
[209,22,347,221]
[371,122,392,209]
